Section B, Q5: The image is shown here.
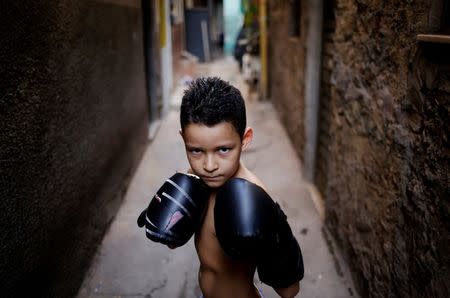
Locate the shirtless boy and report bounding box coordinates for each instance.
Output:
[138,77,304,298]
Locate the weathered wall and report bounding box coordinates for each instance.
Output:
[172,22,185,81]
[324,1,449,297]
[268,1,307,156]
[0,0,148,296]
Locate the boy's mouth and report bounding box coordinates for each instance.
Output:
[202,176,221,181]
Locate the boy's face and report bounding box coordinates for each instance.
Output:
[180,122,252,188]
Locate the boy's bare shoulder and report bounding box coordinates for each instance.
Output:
[234,163,268,192]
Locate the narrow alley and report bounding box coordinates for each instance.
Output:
[77,58,356,298]
[2,1,448,297]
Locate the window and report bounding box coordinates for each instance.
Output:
[323,0,336,33]
[442,1,450,33]
[417,1,450,44]
[289,0,301,37]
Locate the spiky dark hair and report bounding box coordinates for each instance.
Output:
[180,77,246,138]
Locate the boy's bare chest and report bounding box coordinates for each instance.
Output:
[194,191,258,298]
[195,194,231,269]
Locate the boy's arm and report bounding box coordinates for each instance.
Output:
[275,282,300,298]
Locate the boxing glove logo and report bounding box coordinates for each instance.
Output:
[154,194,162,202]
[165,211,183,231]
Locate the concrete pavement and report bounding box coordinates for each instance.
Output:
[77,57,357,298]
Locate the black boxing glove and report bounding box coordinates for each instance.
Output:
[256,202,304,289]
[137,173,209,247]
[214,178,304,288]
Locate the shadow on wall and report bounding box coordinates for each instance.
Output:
[0,1,148,296]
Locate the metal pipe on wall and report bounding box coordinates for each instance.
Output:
[303,0,324,182]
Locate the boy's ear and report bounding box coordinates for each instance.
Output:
[179,128,186,142]
[241,127,253,151]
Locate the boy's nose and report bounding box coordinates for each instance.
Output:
[203,155,218,173]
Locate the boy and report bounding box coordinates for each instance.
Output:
[138,77,303,298]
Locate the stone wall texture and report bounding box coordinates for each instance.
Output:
[0,1,148,296]
[269,0,449,297]
[325,1,449,297]
[267,0,308,156]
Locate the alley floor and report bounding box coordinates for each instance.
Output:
[77,57,357,298]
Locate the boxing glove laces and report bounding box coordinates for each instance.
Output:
[137,173,210,247]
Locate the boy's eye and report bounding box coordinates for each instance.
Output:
[218,148,231,154]
[189,148,202,154]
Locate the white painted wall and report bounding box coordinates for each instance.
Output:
[161,0,173,115]
[224,0,243,54]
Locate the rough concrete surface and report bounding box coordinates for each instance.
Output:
[0,1,148,296]
[78,58,356,298]
[267,0,308,160]
[266,1,450,297]
[324,2,449,297]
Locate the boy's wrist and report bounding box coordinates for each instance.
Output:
[275,281,300,298]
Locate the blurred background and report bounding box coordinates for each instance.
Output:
[1,0,449,297]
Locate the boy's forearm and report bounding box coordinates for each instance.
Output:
[275,282,300,298]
